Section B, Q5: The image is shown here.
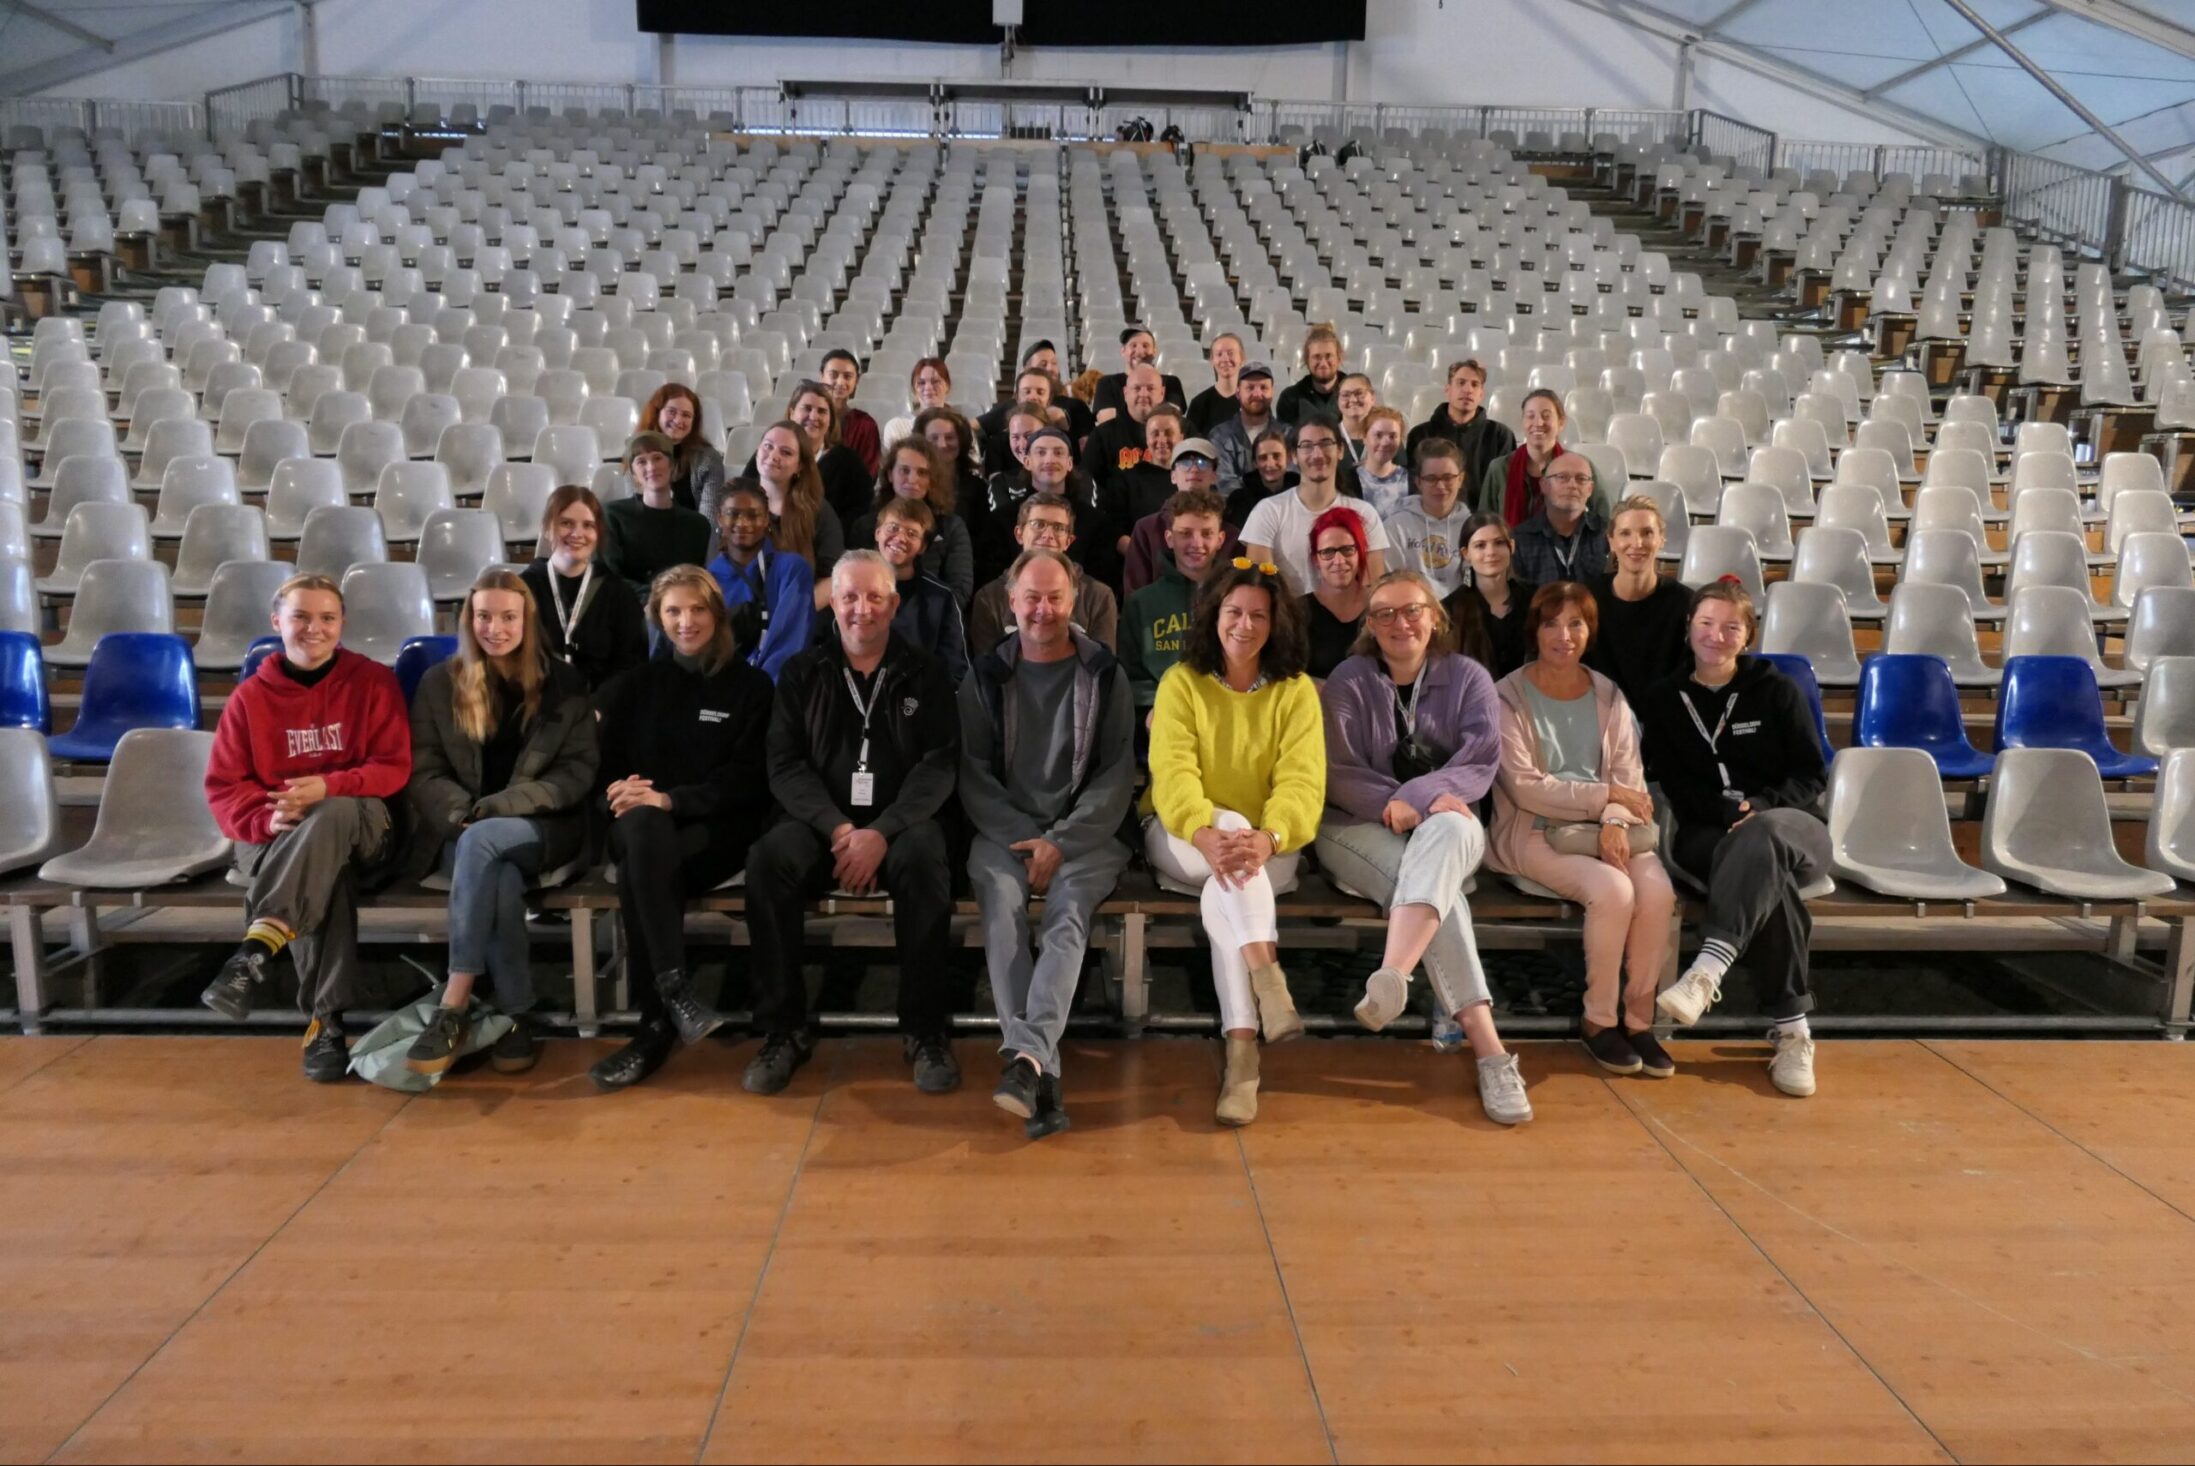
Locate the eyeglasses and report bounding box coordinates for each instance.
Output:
[1296,438,1339,452]
[1173,455,1215,470]
[1231,556,1280,575]
[1543,472,1594,485]
[1368,603,1433,625]
[1418,471,1463,487]
[1313,544,1360,561]
[724,507,770,523]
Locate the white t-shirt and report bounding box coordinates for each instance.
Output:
[1384,496,1475,597]
[1241,486,1394,596]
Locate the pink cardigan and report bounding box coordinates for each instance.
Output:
[1487,666,1650,876]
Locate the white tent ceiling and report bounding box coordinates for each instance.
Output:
[0,1,294,98]
[1610,0,2195,185]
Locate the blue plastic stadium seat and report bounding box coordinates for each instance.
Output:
[1853,653,1992,780]
[395,634,459,704]
[0,631,52,733]
[48,632,201,762]
[239,635,283,683]
[1756,652,1834,765]
[1992,654,2158,780]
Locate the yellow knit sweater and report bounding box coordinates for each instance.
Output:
[1147,664,1328,851]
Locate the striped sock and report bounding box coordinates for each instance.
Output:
[242,918,294,958]
[1686,938,1738,985]
[1772,1014,1811,1041]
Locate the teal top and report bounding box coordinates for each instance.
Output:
[1519,677,1604,829]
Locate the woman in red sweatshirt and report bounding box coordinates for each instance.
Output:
[199,572,412,1082]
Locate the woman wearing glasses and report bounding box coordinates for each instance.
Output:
[1239,416,1390,596]
[1146,558,1325,1127]
[1300,505,1371,679]
[1317,570,1531,1124]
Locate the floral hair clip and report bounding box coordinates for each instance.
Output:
[1231,556,1280,575]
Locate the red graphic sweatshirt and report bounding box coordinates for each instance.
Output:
[204,649,413,844]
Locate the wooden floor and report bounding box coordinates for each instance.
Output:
[5,1036,2195,1464]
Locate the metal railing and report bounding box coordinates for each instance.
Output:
[1774,137,1988,185]
[2002,150,2117,259]
[1690,109,1776,173]
[0,95,205,145]
[1261,100,1689,150]
[204,73,297,136]
[2116,185,2195,293]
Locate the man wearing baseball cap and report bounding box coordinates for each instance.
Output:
[603,430,711,597]
[1093,326,1185,422]
[1208,359,1279,488]
[1121,437,1242,598]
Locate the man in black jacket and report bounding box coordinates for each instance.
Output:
[1405,359,1515,489]
[1276,325,1344,425]
[743,551,963,1097]
[1093,326,1185,421]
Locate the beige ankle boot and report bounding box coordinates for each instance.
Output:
[1249,962,1304,1043]
[1215,1035,1260,1126]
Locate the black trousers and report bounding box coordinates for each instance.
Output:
[607,806,754,1025]
[744,816,955,1038]
[1673,808,1831,1019]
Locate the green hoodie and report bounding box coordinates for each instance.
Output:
[1121,554,1199,709]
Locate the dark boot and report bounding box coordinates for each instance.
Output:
[655,967,725,1047]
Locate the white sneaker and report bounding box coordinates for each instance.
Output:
[1656,967,1724,1027]
[1354,966,1409,1032]
[1768,1026,1816,1097]
[1476,1053,1533,1125]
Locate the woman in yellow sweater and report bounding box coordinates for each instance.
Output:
[1147,558,1327,1126]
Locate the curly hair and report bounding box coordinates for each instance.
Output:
[1179,561,1309,682]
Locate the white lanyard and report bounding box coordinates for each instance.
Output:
[1549,535,1577,576]
[1392,669,1425,737]
[842,666,881,771]
[546,561,592,657]
[1679,687,1741,794]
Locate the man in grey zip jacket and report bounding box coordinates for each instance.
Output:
[958,548,1136,1138]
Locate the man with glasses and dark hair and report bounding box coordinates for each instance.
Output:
[1509,451,1609,586]
[967,491,1119,654]
[1385,440,1477,597]
[1239,417,1392,595]
[1406,359,1514,490]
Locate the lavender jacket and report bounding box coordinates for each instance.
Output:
[1319,651,1502,826]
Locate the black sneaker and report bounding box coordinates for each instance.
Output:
[490,1015,540,1075]
[992,1054,1039,1119]
[201,946,270,1020]
[590,1021,675,1092]
[1025,1073,1070,1140]
[301,1017,350,1083]
[1626,1027,1676,1079]
[906,1033,960,1095]
[1582,1024,1644,1075]
[742,1029,816,1096]
[655,968,725,1047]
[406,1005,470,1076]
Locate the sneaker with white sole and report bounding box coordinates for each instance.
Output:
[1768,1026,1816,1097]
[1476,1053,1532,1125]
[1657,967,1724,1027]
[1354,966,1409,1032]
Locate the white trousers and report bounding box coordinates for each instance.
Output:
[1144,808,1301,1033]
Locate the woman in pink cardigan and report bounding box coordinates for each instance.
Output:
[1489,581,1677,1079]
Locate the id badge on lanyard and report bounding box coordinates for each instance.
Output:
[1681,689,1742,801]
[843,667,879,808]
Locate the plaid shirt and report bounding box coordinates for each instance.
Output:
[1510,509,1608,588]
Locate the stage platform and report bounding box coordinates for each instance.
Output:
[5,1034,2195,1463]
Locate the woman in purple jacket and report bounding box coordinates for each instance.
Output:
[1317,569,1530,1125]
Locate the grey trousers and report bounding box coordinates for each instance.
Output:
[1315,810,1493,1016]
[232,796,392,1021]
[1673,807,1831,1019]
[967,833,1130,1078]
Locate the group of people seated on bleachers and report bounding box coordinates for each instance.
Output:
[192,365,1832,1132]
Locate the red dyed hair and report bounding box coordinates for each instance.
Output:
[1308,503,1371,587]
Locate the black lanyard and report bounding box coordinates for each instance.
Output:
[842,666,881,771]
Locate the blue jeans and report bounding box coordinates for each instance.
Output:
[441,816,546,1014]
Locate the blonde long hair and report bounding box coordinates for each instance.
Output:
[453,568,548,743]
[647,565,738,674]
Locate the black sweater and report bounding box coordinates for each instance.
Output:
[520,559,649,693]
[1635,656,1828,836]
[593,648,775,825]
[1584,573,1694,711]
